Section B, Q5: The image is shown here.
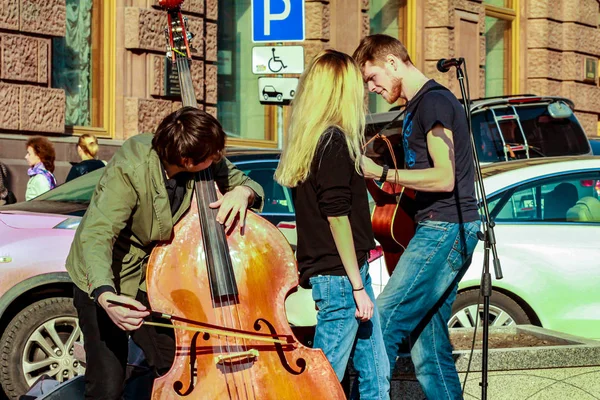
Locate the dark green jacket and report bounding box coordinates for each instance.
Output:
[66,133,264,298]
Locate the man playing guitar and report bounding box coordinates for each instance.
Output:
[354,34,481,399]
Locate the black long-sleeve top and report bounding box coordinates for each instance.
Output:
[293,128,375,288]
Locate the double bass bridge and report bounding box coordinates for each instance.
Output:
[214,349,259,365]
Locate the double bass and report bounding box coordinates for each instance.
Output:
[145,2,346,399]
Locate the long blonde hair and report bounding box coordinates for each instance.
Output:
[275,50,366,188]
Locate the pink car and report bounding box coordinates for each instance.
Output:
[0,160,386,399]
[0,169,96,398]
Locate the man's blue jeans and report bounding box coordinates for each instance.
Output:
[376,220,480,400]
[310,263,390,400]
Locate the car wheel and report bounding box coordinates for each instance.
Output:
[0,298,84,399]
[276,94,282,101]
[449,289,531,328]
[263,94,269,101]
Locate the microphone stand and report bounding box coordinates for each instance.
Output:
[453,59,503,400]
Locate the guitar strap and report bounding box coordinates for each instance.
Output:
[366,82,450,173]
[373,83,449,142]
[401,83,449,168]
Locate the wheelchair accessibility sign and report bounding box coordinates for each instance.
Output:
[258,77,298,105]
[252,46,304,74]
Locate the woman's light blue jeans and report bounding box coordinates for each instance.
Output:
[310,263,390,400]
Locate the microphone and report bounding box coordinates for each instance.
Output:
[436,58,464,73]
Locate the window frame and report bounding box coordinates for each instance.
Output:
[367,0,410,114]
[62,0,116,139]
[484,0,519,96]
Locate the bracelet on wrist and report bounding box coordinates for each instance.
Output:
[352,286,365,292]
[379,164,389,183]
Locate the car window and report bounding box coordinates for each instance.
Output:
[472,103,590,163]
[242,167,294,214]
[490,172,600,223]
[34,167,104,203]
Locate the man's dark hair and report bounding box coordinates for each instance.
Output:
[152,107,225,167]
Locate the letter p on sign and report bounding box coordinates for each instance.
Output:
[252,0,305,43]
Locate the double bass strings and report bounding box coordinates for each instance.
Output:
[197,166,255,400]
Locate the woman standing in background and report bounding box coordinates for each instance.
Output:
[66,133,106,182]
[0,161,17,205]
[25,136,57,200]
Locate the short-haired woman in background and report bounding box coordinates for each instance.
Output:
[25,136,56,200]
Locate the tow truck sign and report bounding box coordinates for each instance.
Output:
[258,77,298,105]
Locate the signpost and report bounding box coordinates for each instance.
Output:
[252,46,304,74]
[251,1,305,145]
[251,0,305,43]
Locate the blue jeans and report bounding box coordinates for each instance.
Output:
[376,220,480,400]
[310,263,390,400]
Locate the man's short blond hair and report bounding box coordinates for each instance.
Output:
[353,34,413,70]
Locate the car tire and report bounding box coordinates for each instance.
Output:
[0,298,83,399]
[276,94,282,101]
[449,289,531,328]
[263,94,269,101]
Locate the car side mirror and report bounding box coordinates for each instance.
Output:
[547,101,573,119]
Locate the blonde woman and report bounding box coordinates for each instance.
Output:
[275,50,390,399]
[65,134,106,182]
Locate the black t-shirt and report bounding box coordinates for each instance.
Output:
[401,80,479,223]
[293,128,375,288]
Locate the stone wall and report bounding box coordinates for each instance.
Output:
[303,0,370,66]
[304,0,332,64]
[527,0,600,136]
[0,0,66,134]
[120,0,218,139]
[423,0,485,97]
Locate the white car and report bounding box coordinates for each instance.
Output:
[284,156,600,340]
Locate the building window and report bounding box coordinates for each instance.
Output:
[217,0,277,146]
[484,0,517,97]
[368,0,408,114]
[51,0,114,135]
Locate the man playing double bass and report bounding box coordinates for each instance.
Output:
[66,107,264,399]
[354,34,481,399]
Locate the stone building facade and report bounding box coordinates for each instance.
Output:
[0,0,599,200]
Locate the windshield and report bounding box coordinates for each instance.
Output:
[472,103,591,163]
[33,167,104,203]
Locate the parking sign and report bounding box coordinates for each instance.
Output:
[252,0,305,43]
